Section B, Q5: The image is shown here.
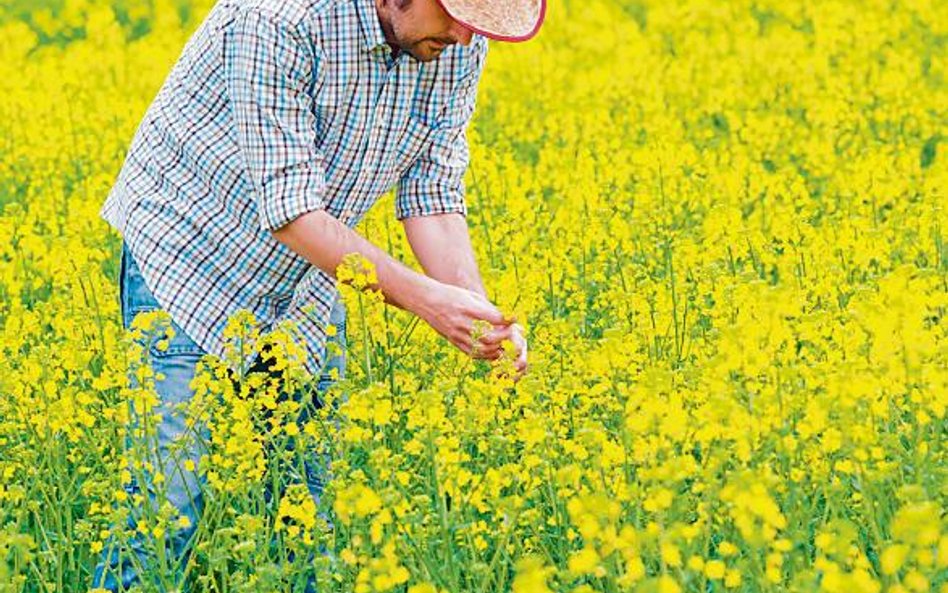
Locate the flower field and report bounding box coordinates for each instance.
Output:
[0,0,946,591]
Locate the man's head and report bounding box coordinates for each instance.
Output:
[376,0,474,62]
[375,0,544,62]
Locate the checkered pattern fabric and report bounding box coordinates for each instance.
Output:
[100,0,488,376]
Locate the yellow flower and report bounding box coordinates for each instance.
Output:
[340,548,358,565]
[567,546,602,576]
[881,544,909,575]
[337,253,378,289]
[512,556,553,593]
[660,542,682,567]
[705,559,726,580]
[724,568,742,588]
[659,575,681,593]
[718,541,739,557]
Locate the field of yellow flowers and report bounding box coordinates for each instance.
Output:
[1,0,946,591]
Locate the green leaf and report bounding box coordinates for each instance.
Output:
[920,135,938,169]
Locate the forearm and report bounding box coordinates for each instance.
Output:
[402,211,526,376]
[272,209,433,314]
[402,212,487,298]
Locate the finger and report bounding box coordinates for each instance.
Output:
[463,322,508,350]
[482,321,525,349]
[457,320,487,344]
[481,309,513,326]
[462,334,502,359]
[471,341,503,360]
[452,332,474,356]
[467,301,515,326]
[516,348,528,370]
[472,349,502,361]
[478,324,515,346]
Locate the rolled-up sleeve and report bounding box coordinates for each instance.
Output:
[222,9,327,232]
[395,38,488,220]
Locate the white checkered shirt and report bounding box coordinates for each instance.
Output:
[100,0,488,376]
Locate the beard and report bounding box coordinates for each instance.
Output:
[387,11,453,62]
[404,38,451,61]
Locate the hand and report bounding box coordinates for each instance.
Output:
[415,282,515,357]
[485,322,528,382]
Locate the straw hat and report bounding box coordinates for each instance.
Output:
[434,0,546,42]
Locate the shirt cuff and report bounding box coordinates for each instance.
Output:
[395,179,468,220]
[256,161,327,231]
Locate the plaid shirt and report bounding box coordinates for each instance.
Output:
[100,0,488,376]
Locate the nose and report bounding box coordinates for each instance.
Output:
[450,20,474,46]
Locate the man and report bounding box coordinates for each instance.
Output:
[93,0,543,588]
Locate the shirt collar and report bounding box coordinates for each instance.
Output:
[354,0,391,55]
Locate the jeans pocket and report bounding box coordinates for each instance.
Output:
[121,242,205,358]
[147,316,206,358]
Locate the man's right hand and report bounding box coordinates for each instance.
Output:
[413,282,516,359]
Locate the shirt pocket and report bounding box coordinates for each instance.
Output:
[394,116,437,175]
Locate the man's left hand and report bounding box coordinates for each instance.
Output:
[473,321,528,381]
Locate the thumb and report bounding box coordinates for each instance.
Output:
[499,312,517,325]
[467,291,515,325]
[474,302,514,326]
[480,308,510,326]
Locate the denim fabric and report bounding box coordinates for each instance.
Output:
[92,241,345,592]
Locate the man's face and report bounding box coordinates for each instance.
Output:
[378,0,475,62]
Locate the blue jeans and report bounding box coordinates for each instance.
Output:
[92,241,346,591]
